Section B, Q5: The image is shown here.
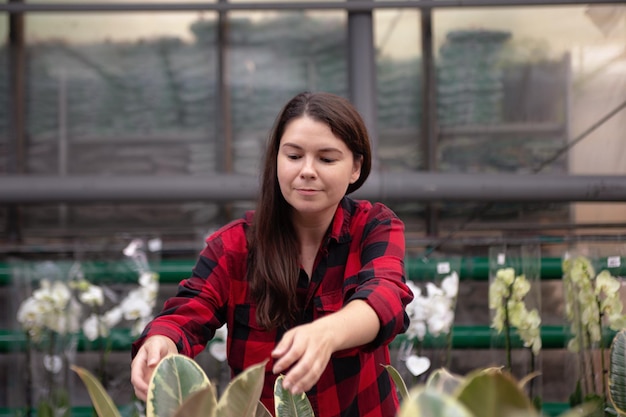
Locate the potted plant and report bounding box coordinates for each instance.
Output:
[73,353,314,417]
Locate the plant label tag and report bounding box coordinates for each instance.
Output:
[437,262,451,274]
[497,253,506,265]
[607,256,621,268]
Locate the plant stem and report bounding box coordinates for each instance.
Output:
[445,329,453,368]
[598,308,607,403]
[528,349,536,401]
[25,333,33,417]
[47,331,56,405]
[504,300,512,372]
[99,336,113,390]
[586,329,598,395]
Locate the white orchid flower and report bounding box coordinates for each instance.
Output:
[79,285,104,307]
[441,272,459,298]
[490,267,542,358]
[33,279,71,311]
[123,239,143,257]
[120,293,152,320]
[83,314,111,341]
[407,320,427,342]
[131,315,153,337]
[496,268,516,286]
[139,271,158,287]
[17,297,47,334]
[427,308,454,336]
[103,307,123,328]
[208,324,228,362]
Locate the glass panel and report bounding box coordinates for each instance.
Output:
[431,6,626,232]
[434,6,625,175]
[19,8,350,234]
[375,8,422,173]
[23,11,221,232]
[226,10,348,178]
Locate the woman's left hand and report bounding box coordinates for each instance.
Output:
[271,299,380,395]
[271,319,334,395]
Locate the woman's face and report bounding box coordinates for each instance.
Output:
[277,116,362,223]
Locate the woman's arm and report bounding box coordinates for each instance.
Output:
[130,335,178,400]
[271,299,379,395]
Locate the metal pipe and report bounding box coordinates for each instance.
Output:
[4,255,625,285]
[1,172,625,203]
[348,2,379,167]
[1,0,624,13]
[0,325,602,352]
[420,7,439,237]
[7,0,26,242]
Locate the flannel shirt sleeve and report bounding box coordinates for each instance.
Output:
[132,221,244,358]
[347,203,413,350]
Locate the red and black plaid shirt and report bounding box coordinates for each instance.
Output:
[133,197,413,417]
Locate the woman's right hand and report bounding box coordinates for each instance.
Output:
[130,335,178,401]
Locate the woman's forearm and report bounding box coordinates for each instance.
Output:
[323,299,381,352]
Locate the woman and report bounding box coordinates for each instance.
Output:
[131,92,413,417]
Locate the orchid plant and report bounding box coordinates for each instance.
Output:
[489,264,542,409]
[562,253,626,408]
[16,262,83,417]
[489,267,542,367]
[72,238,160,389]
[16,238,160,415]
[402,270,459,380]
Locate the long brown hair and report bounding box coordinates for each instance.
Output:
[248,91,372,329]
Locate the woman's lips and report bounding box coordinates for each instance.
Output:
[296,188,319,196]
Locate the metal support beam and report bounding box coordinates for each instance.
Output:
[348,1,379,168]
[1,0,624,13]
[420,7,439,237]
[7,0,26,242]
[1,173,625,203]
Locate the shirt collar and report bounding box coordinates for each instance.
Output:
[328,196,355,245]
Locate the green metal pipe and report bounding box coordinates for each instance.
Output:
[0,256,580,286]
[2,255,623,285]
[1,325,616,353]
[404,256,567,281]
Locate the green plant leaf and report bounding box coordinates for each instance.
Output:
[382,364,410,402]
[610,329,626,416]
[456,370,537,417]
[273,375,315,417]
[71,365,123,417]
[172,385,218,417]
[557,401,606,417]
[425,368,465,395]
[255,402,273,417]
[216,360,268,417]
[146,354,211,417]
[398,387,474,417]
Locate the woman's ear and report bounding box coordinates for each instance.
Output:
[350,155,363,184]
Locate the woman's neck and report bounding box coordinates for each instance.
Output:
[292,211,334,279]
[291,210,334,248]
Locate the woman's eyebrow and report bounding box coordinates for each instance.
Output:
[280,142,303,150]
[280,143,344,155]
[318,147,343,153]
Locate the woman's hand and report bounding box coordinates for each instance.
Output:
[271,319,335,395]
[130,335,178,401]
[271,300,380,395]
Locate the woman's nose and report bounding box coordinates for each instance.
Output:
[299,157,317,179]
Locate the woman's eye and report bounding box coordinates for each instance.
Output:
[287,154,301,160]
[320,157,335,163]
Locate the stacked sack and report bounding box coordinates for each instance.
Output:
[437,29,511,127]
